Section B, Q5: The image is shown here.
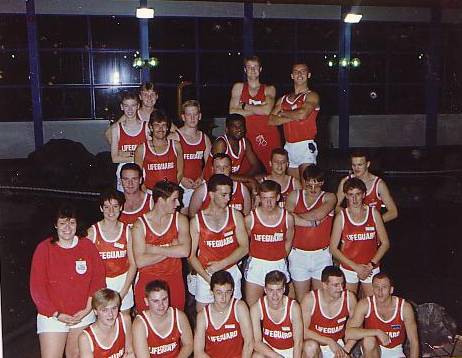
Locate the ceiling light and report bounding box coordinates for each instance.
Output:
[136,7,154,19]
[344,13,362,23]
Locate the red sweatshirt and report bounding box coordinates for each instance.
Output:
[30,237,106,317]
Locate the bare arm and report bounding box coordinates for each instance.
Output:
[370,208,390,265]
[194,310,212,358]
[335,177,348,213]
[188,184,206,218]
[150,213,191,258]
[403,301,419,358]
[269,97,293,126]
[202,134,212,169]
[177,310,194,358]
[174,140,184,184]
[250,302,280,358]
[119,228,137,299]
[86,225,96,243]
[281,92,319,121]
[343,292,358,354]
[132,316,151,358]
[122,313,135,357]
[285,212,295,255]
[297,192,337,221]
[229,82,247,116]
[188,215,211,283]
[134,144,145,173]
[378,180,398,223]
[329,213,362,271]
[241,184,251,216]
[243,138,263,177]
[111,124,134,163]
[291,301,304,358]
[243,85,276,116]
[237,300,254,358]
[78,332,94,358]
[131,219,167,268]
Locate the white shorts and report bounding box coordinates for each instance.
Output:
[244,257,289,287]
[340,266,380,284]
[37,311,95,334]
[380,344,405,358]
[195,265,242,304]
[288,247,332,282]
[106,272,134,311]
[284,140,318,168]
[180,184,194,208]
[264,341,293,358]
[320,339,344,358]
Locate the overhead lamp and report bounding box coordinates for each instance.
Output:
[136,7,154,19]
[132,56,159,69]
[344,13,362,23]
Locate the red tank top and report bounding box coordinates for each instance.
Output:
[118,122,147,153]
[281,92,319,142]
[205,299,243,358]
[240,83,270,129]
[196,208,239,269]
[249,208,288,261]
[363,177,384,209]
[308,289,350,341]
[91,222,129,278]
[178,130,206,181]
[201,181,246,212]
[138,213,182,276]
[293,191,334,251]
[138,308,182,357]
[365,296,406,348]
[203,135,246,179]
[142,140,178,190]
[340,207,378,271]
[265,176,296,208]
[260,296,295,350]
[119,193,153,226]
[83,315,126,358]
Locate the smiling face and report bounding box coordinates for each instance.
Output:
[120,98,139,119]
[264,282,285,308]
[244,60,262,81]
[95,300,119,327]
[351,156,370,178]
[101,198,122,222]
[145,289,170,317]
[55,217,77,242]
[226,119,246,141]
[291,64,310,85]
[139,89,158,108]
[304,178,323,197]
[150,121,169,141]
[120,169,142,195]
[270,153,288,176]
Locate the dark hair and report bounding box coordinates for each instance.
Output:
[292,63,310,73]
[151,180,180,204]
[212,152,232,164]
[225,113,245,128]
[210,270,234,291]
[302,165,326,182]
[343,177,366,194]
[321,265,345,283]
[372,272,394,287]
[148,109,171,130]
[99,189,126,209]
[350,149,369,162]
[243,55,261,67]
[145,279,170,296]
[51,204,85,243]
[265,270,286,286]
[259,179,281,195]
[121,91,139,103]
[271,148,289,161]
[120,162,143,180]
[92,288,121,310]
[207,174,233,193]
[140,82,158,94]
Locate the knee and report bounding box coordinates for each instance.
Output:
[303,340,320,358]
[362,336,378,353]
[252,352,264,358]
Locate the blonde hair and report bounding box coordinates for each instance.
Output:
[91,288,121,310]
[181,100,201,114]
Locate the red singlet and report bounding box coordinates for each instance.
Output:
[203,135,246,179]
[365,296,406,348]
[83,314,126,358]
[141,140,178,190]
[249,208,288,261]
[178,130,206,181]
[205,299,244,358]
[259,296,295,350]
[364,176,384,209]
[340,207,378,271]
[293,191,334,251]
[137,308,182,357]
[90,222,129,278]
[118,122,147,153]
[281,91,319,143]
[308,289,350,341]
[119,193,153,226]
[201,181,246,212]
[264,175,296,208]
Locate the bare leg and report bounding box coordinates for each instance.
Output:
[196,301,207,313]
[245,282,265,306]
[293,280,311,303]
[311,278,322,290]
[303,339,321,358]
[298,163,311,182]
[65,327,86,358]
[361,282,374,297]
[39,332,68,358]
[362,336,381,358]
[345,282,359,295]
[287,167,300,180]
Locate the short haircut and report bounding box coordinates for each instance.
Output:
[51,204,84,243]
[321,266,345,283]
[265,270,286,286]
[259,179,281,196]
[210,270,234,291]
[145,279,170,297]
[271,148,289,161]
[207,174,233,193]
[292,63,310,73]
[212,152,232,164]
[243,55,261,67]
[140,82,158,94]
[225,113,245,128]
[151,180,180,203]
[120,162,143,179]
[302,165,326,182]
[99,189,126,208]
[343,177,366,194]
[350,149,370,162]
[121,91,139,103]
[181,99,201,113]
[372,272,394,287]
[148,109,171,130]
[92,288,121,310]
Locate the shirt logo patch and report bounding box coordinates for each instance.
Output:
[282,326,291,331]
[255,134,268,147]
[224,231,234,237]
[225,324,235,329]
[391,324,401,330]
[75,260,87,275]
[365,226,375,231]
[337,317,347,323]
[114,242,125,249]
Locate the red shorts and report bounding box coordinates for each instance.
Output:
[134,270,185,311]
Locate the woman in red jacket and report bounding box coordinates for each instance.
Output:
[30,205,106,358]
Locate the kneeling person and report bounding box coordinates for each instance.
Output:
[250,270,303,358]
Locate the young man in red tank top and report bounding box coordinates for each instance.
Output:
[188,153,251,218]
[346,273,419,358]
[330,178,390,297]
[132,181,191,311]
[79,288,134,358]
[269,63,320,179]
[134,111,183,192]
[87,190,136,317]
[189,174,249,312]
[132,280,193,358]
[176,100,212,214]
[285,165,337,302]
[244,180,295,306]
[250,270,303,358]
[336,150,398,223]
[229,55,280,174]
[194,270,254,358]
[301,266,357,358]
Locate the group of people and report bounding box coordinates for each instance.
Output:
[29,56,418,358]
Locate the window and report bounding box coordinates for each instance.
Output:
[0,15,28,48]
[149,18,195,50]
[38,15,88,48]
[150,52,196,84]
[199,85,230,119]
[0,52,30,85]
[199,19,243,50]
[40,51,90,84]
[297,21,339,51]
[93,52,140,85]
[42,88,91,119]
[91,16,139,49]
[199,52,242,84]
[94,87,135,120]
[254,20,295,51]
[350,85,385,115]
[0,88,32,121]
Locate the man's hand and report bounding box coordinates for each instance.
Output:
[206,261,224,275]
[376,330,391,346]
[58,313,80,326]
[355,264,372,281]
[328,339,349,358]
[181,177,196,189]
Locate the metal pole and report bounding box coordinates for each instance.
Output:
[139,0,150,82]
[338,5,351,150]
